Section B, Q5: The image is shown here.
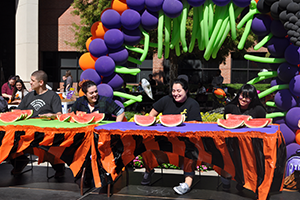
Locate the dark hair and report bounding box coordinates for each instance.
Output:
[8,75,16,81]
[171,78,189,96]
[31,70,48,85]
[11,79,27,101]
[229,84,265,109]
[81,80,96,94]
[65,70,72,77]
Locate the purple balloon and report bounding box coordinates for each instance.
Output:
[187,0,206,7]
[162,0,183,19]
[141,10,158,31]
[102,73,124,90]
[89,38,108,58]
[126,0,145,11]
[289,75,300,97]
[212,0,230,6]
[114,100,125,108]
[267,37,290,57]
[95,56,115,77]
[101,9,121,29]
[286,143,300,160]
[121,9,141,30]
[277,62,299,83]
[273,117,285,124]
[280,123,296,145]
[251,14,272,36]
[108,47,128,65]
[232,0,251,7]
[97,83,113,98]
[274,89,297,111]
[104,29,124,49]
[122,27,142,45]
[145,0,164,12]
[284,44,300,65]
[270,20,287,37]
[286,107,300,131]
[80,69,102,85]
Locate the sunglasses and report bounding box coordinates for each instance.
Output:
[239,95,251,103]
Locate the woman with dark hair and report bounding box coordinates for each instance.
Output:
[65,70,73,91]
[221,84,266,191]
[71,80,125,121]
[11,79,28,104]
[141,78,202,195]
[224,84,266,119]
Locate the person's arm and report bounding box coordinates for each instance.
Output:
[149,108,159,117]
[116,112,125,122]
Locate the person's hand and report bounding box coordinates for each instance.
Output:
[38,113,56,118]
[298,120,300,128]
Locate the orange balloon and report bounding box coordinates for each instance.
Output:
[91,21,108,39]
[111,0,128,15]
[296,132,300,145]
[79,88,85,97]
[86,37,95,51]
[79,52,97,71]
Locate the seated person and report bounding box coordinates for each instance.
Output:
[11,70,64,177]
[71,80,125,186]
[211,69,224,89]
[11,79,29,104]
[141,78,202,195]
[221,84,266,191]
[1,75,16,102]
[0,96,8,113]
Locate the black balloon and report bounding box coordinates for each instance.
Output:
[257,0,271,13]
[294,0,300,3]
[284,21,294,29]
[292,25,299,30]
[297,27,300,33]
[270,2,281,20]
[296,41,300,46]
[289,15,298,23]
[288,29,296,36]
[265,0,279,6]
[280,10,294,23]
[290,36,297,43]
[279,0,292,10]
[294,32,300,37]
[287,2,300,13]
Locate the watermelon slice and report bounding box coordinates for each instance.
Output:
[217,118,244,129]
[0,112,23,123]
[226,114,252,121]
[76,111,87,116]
[244,118,272,128]
[159,114,184,127]
[11,109,33,120]
[89,112,105,123]
[134,115,156,126]
[72,115,95,124]
[56,113,72,122]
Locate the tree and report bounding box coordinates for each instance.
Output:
[69,0,256,85]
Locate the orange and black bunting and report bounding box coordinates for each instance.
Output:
[95,124,286,200]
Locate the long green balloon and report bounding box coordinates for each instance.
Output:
[202,1,209,49]
[157,10,164,59]
[123,99,139,107]
[244,54,286,63]
[213,9,230,55]
[115,65,141,75]
[258,71,277,77]
[237,19,253,50]
[170,17,180,49]
[265,101,276,107]
[237,0,259,29]
[189,6,199,53]
[258,84,289,99]
[180,0,189,52]
[254,33,273,50]
[113,92,143,102]
[199,5,205,51]
[139,40,158,48]
[125,45,144,54]
[247,75,275,84]
[229,2,236,40]
[266,112,287,118]
[208,1,214,37]
[127,56,142,65]
[139,26,150,62]
[164,15,171,59]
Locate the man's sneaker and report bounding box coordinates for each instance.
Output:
[222,183,231,192]
[173,182,190,195]
[141,169,154,185]
[11,156,30,175]
[221,176,231,192]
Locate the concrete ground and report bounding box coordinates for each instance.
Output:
[0,157,299,200]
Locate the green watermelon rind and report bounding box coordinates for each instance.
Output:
[0,112,22,123]
[57,114,71,122]
[72,115,95,124]
[217,118,244,129]
[134,115,156,126]
[159,114,184,127]
[244,118,271,128]
[89,113,105,123]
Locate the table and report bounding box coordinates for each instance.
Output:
[0,119,112,188]
[95,122,286,200]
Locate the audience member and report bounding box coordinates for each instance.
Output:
[11,79,28,104]
[0,96,8,113]
[211,69,224,88]
[1,76,16,102]
[65,70,73,91]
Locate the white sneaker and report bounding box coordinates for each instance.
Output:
[173,182,190,195]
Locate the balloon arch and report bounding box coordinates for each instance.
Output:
[78,0,300,157]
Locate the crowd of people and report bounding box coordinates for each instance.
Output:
[0,70,275,195]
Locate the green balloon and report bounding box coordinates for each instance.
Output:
[113,92,143,102]
[266,112,287,118]
[164,15,171,59]
[258,84,289,98]
[157,10,164,59]
[139,26,149,62]
[115,65,141,75]
[244,54,286,63]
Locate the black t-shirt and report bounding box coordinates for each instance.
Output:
[224,103,266,118]
[153,95,202,121]
[18,90,62,118]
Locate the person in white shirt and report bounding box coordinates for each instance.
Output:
[11,79,29,104]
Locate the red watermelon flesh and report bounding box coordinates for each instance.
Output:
[0,112,23,123]
[72,115,94,124]
[217,118,244,129]
[244,118,272,128]
[159,114,184,127]
[12,109,33,119]
[134,115,156,126]
[76,111,87,116]
[56,113,72,122]
[226,114,252,121]
[89,112,105,123]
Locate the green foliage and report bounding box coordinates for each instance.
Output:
[201,112,224,122]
